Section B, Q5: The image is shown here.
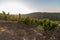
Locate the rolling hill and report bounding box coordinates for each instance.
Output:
[24,12,60,21]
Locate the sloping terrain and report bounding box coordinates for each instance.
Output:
[0,21,44,40]
[0,12,60,40]
[25,12,60,20]
[0,20,60,40]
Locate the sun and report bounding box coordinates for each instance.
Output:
[0,2,33,14]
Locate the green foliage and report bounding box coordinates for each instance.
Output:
[23,17,31,24]
[42,19,58,31]
[49,21,58,30]
[2,11,8,20]
[0,11,58,31]
[9,15,17,21]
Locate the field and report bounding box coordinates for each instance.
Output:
[0,11,60,40]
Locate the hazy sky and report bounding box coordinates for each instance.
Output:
[0,0,60,14]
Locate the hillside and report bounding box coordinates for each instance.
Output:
[25,12,60,21]
[0,11,60,40]
[0,20,60,40]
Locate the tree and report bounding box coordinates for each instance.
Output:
[2,11,5,14]
[2,11,7,20]
[7,12,10,20]
[18,13,21,23]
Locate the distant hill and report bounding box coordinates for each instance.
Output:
[24,12,60,21]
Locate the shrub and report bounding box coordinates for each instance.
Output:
[43,20,58,31]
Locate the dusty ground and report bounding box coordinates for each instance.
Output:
[0,21,60,40]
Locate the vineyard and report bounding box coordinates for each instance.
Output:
[0,11,59,40]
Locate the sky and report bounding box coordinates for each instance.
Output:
[0,0,60,14]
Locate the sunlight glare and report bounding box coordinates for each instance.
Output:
[0,2,33,14]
